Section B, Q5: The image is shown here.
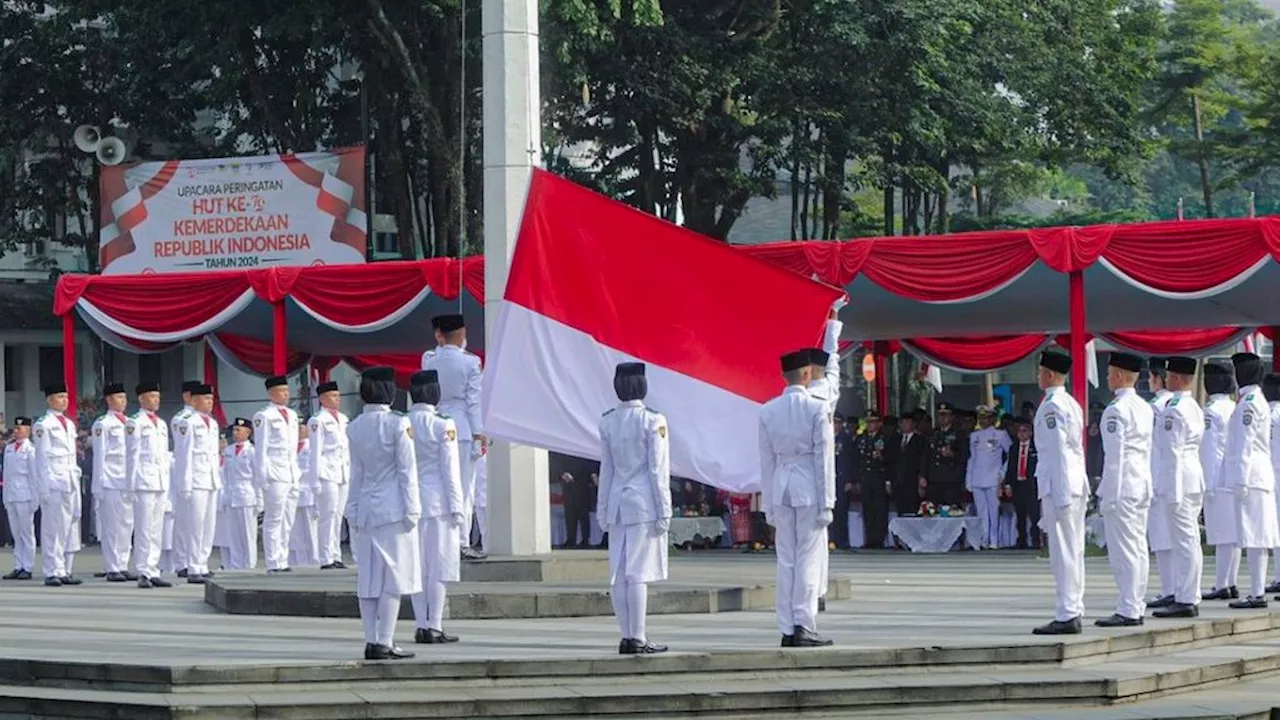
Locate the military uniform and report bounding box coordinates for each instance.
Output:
[126,382,173,587]
[172,389,221,582]
[1151,362,1204,617]
[33,388,82,586]
[91,385,133,578]
[1201,367,1239,599]
[221,420,258,570]
[253,376,301,573]
[2,419,37,579]
[967,410,1011,549]
[1223,354,1279,608]
[925,409,968,507]
[308,383,351,569]
[1146,375,1176,606]
[422,314,484,557]
[289,433,321,567]
[853,424,890,548]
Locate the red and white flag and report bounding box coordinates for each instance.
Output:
[483,170,845,493]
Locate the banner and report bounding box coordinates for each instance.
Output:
[98,147,367,274]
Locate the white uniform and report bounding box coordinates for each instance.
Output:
[1147,389,1175,598]
[253,403,301,571]
[3,437,38,574]
[1034,386,1088,622]
[1098,388,1153,619]
[598,400,673,642]
[968,426,1012,549]
[125,410,170,579]
[409,402,464,633]
[308,409,350,567]
[1270,401,1280,588]
[759,386,835,636]
[474,454,488,550]
[290,437,320,567]
[805,319,841,599]
[173,412,221,576]
[1223,384,1279,600]
[1153,392,1204,606]
[422,345,483,549]
[164,406,194,573]
[346,404,422,647]
[92,411,133,574]
[1202,394,1240,591]
[32,411,82,580]
[221,441,258,569]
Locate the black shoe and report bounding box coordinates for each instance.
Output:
[415,628,459,644]
[792,626,834,647]
[123,572,139,581]
[1202,587,1232,601]
[59,576,82,586]
[2,569,22,580]
[332,561,347,569]
[1229,596,1268,609]
[205,571,215,578]
[268,569,285,575]
[1147,594,1176,609]
[818,597,827,612]
[618,638,631,654]
[1230,585,1240,599]
[364,643,415,660]
[176,569,188,578]
[780,634,795,647]
[1095,614,1143,627]
[105,572,126,582]
[137,576,153,589]
[187,575,207,585]
[321,563,339,570]
[281,567,293,573]
[93,571,107,578]
[1153,603,1199,618]
[14,570,30,581]
[150,576,173,588]
[1266,581,1280,594]
[43,576,62,587]
[621,639,668,654]
[1032,617,1082,635]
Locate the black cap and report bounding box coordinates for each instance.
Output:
[135,381,160,395]
[1205,363,1235,395]
[808,348,830,367]
[937,402,954,413]
[1108,352,1143,373]
[780,351,809,374]
[865,410,882,420]
[13,417,31,427]
[232,417,251,428]
[316,381,339,394]
[1013,416,1032,426]
[1264,374,1280,402]
[103,382,126,396]
[615,362,645,378]
[192,383,214,396]
[1039,351,1071,375]
[1167,356,1197,375]
[264,375,288,390]
[410,370,438,385]
[362,366,396,383]
[181,380,202,394]
[1149,357,1168,375]
[432,314,465,333]
[43,382,67,396]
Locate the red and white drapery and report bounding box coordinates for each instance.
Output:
[54,259,482,419]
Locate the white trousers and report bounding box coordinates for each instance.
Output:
[1153,550,1175,598]
[458,445,477,549]
[1102,498,1149,618]
[610,579,649,641]
[180,489,219,575]
[772,504,825,635]
[98,489,134,573]
[316,481,349,565]
[1216,544,1241,590]
[262,483,299,570]
[289,505,320,567]
[1165,493,1204,605]
[39,492,75,579]
[5,501,36,572]
[132,491,167,578]
[972,487,1000,548]
[1042,496,1087,622]
[224,505,259,570]
[1247,547,1269,598]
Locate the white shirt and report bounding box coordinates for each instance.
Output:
[597,400,673,527]
[296,438,316,508]
[805,319,843,414]
[307,408,350,486]
[1201,394,1235,495]
[173,412,221,494]
[252,404,301,487]
[124,410,170,494]
[33,411,79,497]
[1223,384,1274,493]
[1153,391,1204,504]
[1033,386,1087,505]
[345,405,421,531]
[3,438,37,504]
[408,403,463,519]
[91,411,130,493]
[967,426,1011,490]
[1097,388,1153,504]
[221,441,257,508]
[422,345,484,439]
[758,385,835,510]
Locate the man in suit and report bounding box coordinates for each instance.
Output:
[891,414,928,515]
[925,403,969,507]
[832,414,856,549]
[1005,417,1040,549]
[563,471,595,547]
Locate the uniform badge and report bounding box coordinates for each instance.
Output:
[445,429,456,442]
[94,428,102,437]
[1164,418,1173,431]
[1046,416,1056,429]
[35,428,43,438]
[406,427,414,439]
[658,425,667,439]
[254,418,262,427]
[1244,411,1253,427]
[125,425,133,435]
[1106,419,1116,434]
[1205,417,1211,430]
[178,424,187,435]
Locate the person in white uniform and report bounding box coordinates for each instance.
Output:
[421,314,484,559]
[32,383,83,587]
[1032,350,1088,635]
[760,350,835,647]
[407,370,465,645]
[213,433,231,567]
[347,366,422,660]
[221,419,259,570]
[1224,353,1279,610]
[173,385,221,584]
[167,380,202,578]
[290,420,321,568]
[473,449,488,553]
[1094,352,1153,627]
[254,375,301,574]
[1150,356,1205,619]
[92,382,135,582]
[968,405,1012,550]
[597,362,673,655]
[127,381,174,589]
[2,418,37,581]
[1201,364,1240,600]
[1145,357,1178,610]
[309,381,350,570]
[1265,375,1280,595]
[805,304,842,610]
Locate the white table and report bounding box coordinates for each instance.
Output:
[669,516,725,547]
[888,516,983,553]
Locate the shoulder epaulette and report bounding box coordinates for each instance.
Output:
[644,407,660,415]
[392,410,407,416]
[602,408,616,417]
[437,411,451,419]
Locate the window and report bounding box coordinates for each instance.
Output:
[38,346,64,391]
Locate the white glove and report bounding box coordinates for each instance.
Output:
[816,508,834,530]
[451,512,465,528]
[831,297,847,312]
[764,511,776,528]
[597,519,611,534]
[655,516,671,534]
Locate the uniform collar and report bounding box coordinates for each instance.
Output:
[783,385,807,395]
[619,399,644,408]
[438,343,463,353]
[1174,390,1192,397]
[1114,387,1136,397]
[1044,385,1066,396]
[1240,384,1261,393]
[410,402,435,412]
[1155,388,1171,399]
[361,404,390,415]
[1209,393,1231,401]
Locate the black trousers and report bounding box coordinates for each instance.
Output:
[831,496,850,548]
[1013,485,1041,548]
[862,480,890,548]
[565,505,592,547]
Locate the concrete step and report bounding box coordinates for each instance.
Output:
[204,574,853,619]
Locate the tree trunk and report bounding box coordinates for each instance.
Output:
[1191,93,1214,218]
[790,115,802,240]
[882,180,894,236]
[935,159,950,233]
[822,138,845,240]
[800,160,812,240]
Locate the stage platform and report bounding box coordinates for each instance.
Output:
[0,550,1278,718]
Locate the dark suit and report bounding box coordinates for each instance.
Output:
[890,432,928,515]
[832,431,856,548]
[854,430,890,547]
[1005,439,1040,549]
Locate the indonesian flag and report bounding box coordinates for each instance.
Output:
[483,170,845,493]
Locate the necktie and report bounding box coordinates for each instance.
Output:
[329,409,339,422]
[1017,444,1028,480]
[901,434,908,450]
[56,415,67,430]
[113,412,126,424]
[235,444,243,456]
[14,440,22,451]
[278,407,289,422]
[202,415,210,429]
[147,412,158,426]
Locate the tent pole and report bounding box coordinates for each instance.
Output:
[62,313,78,422]
[204,340,226,426]
[272,300,287,376]
[873,342,889,412]
[1068,270,1088,414]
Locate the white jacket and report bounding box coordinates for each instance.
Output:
[91,412,129,493]
[1153,392,1204,504]
[345,405,421,531]
[3,439,37,504]
[408,403,463,519]
[172,413,221,494]
[33,411,78,496]
[758,386,835,510]
[1223,385,1274,493]
[422,345,484,439]
[1033,386,1087,505]
[125,411,170,494]
[1097,388,1153,504]
[221,442,258,508]
[597,400,672,527]
[1201,394,1235,495]
[307,409,349,486]
[252,404,300,487]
